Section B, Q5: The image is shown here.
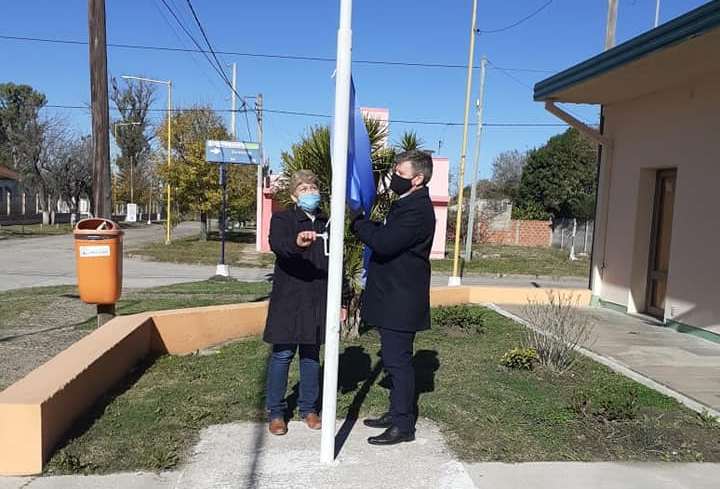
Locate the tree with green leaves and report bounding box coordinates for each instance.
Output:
[513,128,597,221]
[156,106,256,238]
[279,122,423,336]
[0,83,67,224]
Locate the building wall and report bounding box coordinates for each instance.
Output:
[601,71,720,332]
[484,219,552,247]
[429,157,449,259]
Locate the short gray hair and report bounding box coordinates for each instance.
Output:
[395,150,433,185]
[289,169,319,193]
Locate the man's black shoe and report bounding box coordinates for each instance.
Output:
[367,426,415,446]
[363,412,392,429]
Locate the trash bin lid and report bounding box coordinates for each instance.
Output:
[74,218,124,237]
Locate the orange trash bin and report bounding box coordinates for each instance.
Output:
[74,218,124,305]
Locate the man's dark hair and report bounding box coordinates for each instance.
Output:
[395,149,433,185]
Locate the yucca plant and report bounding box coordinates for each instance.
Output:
[278,120,423,337]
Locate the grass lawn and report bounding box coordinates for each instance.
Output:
[0,223,74,239]
[432,244,590,277]
[127,231,275,268]
[45,304,720,474]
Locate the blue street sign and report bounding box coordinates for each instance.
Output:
[205,140,261,164]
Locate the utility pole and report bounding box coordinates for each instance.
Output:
[449,0,478,286]
[605,0,618,50]
[230,63,237,139]
[654,0,661,28]
[463,56,487,262]
[255,93,264,252]
[88,0,114,325]
[88,0,112,220]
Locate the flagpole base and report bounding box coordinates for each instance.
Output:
[448,276,462,287]
[215,264,230,277]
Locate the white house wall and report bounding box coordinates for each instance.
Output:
[601,71,720,332]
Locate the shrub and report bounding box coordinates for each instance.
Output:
[500,347,538,370]
[521,291,595,373]
[570,386,639,421]
[431,306,485,334]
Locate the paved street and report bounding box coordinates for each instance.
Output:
[0,222,270,291]
[0,223,586,292]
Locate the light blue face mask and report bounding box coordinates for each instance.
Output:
[297,193,321,213]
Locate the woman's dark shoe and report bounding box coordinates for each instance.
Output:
[367,426,415,445]
[363,412,393,429]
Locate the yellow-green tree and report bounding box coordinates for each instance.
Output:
[156,106,256,238]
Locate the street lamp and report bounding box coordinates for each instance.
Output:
[122,75,173,244]
[113,121,141,204]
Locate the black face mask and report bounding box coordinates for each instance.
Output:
[390,173,414,195]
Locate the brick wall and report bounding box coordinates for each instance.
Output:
[482,219,552,247]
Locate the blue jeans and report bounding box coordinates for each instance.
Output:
[266,343,321,420]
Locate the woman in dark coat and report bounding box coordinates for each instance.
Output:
[263,170,347,435]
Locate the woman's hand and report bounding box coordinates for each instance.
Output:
[340,307,348,323]
[296,231,317,248]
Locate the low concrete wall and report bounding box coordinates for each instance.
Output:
[0,314,155,475]
[0,286,586,475]
[152,302,269,355]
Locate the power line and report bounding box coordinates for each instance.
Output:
[0,34,556,74]
[156,0,227,87]
[476,0,553,34]
[44,103,567,127]
[487,59,594,125]
[184,0,232,89]
[156,0,246,108]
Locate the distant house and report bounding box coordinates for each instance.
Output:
[0,165,36,222]
[535,1,720,339]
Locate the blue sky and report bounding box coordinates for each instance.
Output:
[0,0,708,182]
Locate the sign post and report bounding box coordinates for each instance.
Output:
[205,140,261,277]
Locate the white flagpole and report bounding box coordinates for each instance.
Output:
[320,0,353,464]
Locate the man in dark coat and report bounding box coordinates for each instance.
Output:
[263,170,347,436]
[351,150,436,445]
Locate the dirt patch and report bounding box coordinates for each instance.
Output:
[0,295,96,390]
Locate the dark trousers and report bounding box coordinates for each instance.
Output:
[266,343,321,420]
[378,327,416,434]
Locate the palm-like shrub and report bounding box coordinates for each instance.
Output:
[278,120,422,337]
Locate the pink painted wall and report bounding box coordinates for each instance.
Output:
[259,175,282,253]
[429,156,449,259]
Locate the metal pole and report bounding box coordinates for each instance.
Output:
[654,0,660,27]
[449,0,478,286]
[320,0,352,464]
[220,164,226,266]
[463,56,487,262]
[130,155,134,203]
[166,81,172,244]
[605,0,618,50]
[256,93,264,252]
[230,63,237,140]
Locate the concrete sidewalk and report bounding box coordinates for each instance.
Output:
[2,419,718,489]
[495,304,720,416]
